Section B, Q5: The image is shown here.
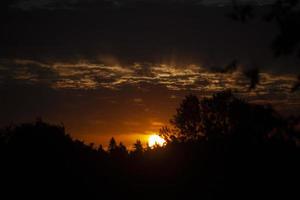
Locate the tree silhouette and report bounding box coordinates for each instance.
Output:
[118,142,128,156]
[0,94,300,199]
[108,138,128,159]
[200,90,282,143]
[200,90,241,139]
[230,0,300,90]
[132,140,143,157]
[266,0,300,58]
[108,137,117,154]
[167,94,203,141]
[97,144,107,157]
[161,91,285,144]
[230,0,300,57]
[159,126,180,143]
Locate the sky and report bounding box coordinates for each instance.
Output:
[1,0,300,147]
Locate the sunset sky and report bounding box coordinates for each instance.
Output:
[1,0,300,147]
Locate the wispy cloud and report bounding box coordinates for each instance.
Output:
[1,59,299,97]
[1,58,300,143]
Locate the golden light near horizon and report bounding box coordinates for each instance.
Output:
[148,134,166,147]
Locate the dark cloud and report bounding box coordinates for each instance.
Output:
[0,59,59,86]
[1,0,300,146]
[2,2,299,73]
[1,57,300,145]
[7,0,277,11]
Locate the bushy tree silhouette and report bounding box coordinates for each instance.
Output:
[161,90,287,144]
[1,92,300,199]
[131,140,144,158]
[0,120,110,198]
[108,137,117,153]
[167,94,203,141]
[118,142,128,158]
[229,0,300,91]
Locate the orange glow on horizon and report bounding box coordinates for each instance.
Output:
[148,134,166,147]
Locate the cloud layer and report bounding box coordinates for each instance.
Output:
[1,58,299,96]
[1,0,299,146]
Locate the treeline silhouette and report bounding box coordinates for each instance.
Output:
[1,91,300,199]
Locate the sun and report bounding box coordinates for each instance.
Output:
[148,134,166,147]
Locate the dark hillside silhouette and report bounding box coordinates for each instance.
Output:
[1,91,300,199]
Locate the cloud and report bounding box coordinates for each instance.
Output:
[151,121,164,127]
[10,0,117,10]
[1,59,299,100]
[123,121,141,126]
[0,59,59,86]
[9,0,276,11]
[133,98,143,103]
[2,0,299,146]
[1,58,300,146]
[2,1,299,75]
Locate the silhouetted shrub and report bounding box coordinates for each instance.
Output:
[1,91,299,199]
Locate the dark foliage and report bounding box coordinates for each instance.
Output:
[211,59,238,74]
[1,92,300,199]
[230,0,300,58]
[229,0,300,90]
